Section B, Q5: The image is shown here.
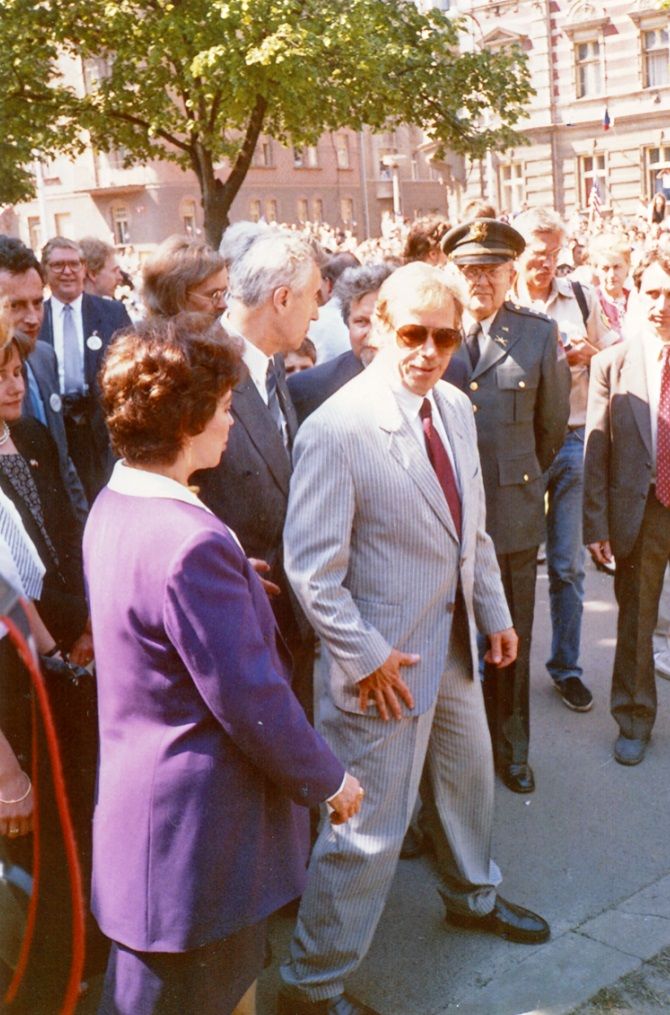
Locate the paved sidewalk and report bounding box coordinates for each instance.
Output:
[257,563,670,1014]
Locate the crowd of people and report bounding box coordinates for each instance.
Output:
[0,193,669,1014]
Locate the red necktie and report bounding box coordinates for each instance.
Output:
[657,345,670,507]
[420,398,462,538]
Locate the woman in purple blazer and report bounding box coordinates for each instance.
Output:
[84,313,362,1015]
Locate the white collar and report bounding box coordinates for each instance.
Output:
[107,460,213,514]
[222,314,272,389]
[51,293,83,314]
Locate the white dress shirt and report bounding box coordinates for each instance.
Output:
[384,356,461,493]
[51,294,86,393]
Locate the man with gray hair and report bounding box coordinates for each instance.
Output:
[218,218,269,269]
[37,235,131,500]
[513,208,618,714]
[288,262,395,424]
[195,231,322,719]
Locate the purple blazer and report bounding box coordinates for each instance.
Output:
[83,489,344,953]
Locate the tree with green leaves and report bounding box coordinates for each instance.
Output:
[2,0,532,246]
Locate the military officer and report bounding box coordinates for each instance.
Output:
[442,219,571,794]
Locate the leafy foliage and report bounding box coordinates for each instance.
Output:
[1,0,533,242]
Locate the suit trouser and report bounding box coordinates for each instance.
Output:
[281,609,500,1001]
[612,490,670,740]
[483,547,538,768]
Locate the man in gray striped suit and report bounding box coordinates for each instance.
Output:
[278,264,550,1015]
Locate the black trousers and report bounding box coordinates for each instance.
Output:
[612,490,670,741]
[483,546,538,768]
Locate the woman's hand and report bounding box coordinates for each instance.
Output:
[329,772,364,825]
[0,769,33,838]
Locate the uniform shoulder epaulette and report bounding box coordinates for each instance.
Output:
[503,300,552,323]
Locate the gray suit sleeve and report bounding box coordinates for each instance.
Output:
[284,419,392,682]
[583,351,611,545]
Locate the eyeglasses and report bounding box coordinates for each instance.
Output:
[47,260,83,274]
[458,263,509,282]
[188,288,228,308]
[396,325,461,349]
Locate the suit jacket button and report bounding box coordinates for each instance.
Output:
[518,380,526,388]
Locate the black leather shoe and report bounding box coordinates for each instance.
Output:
[399,825,424,859]
[445,896,550,944]
[277,987,381,1015]
[499,763,535,793]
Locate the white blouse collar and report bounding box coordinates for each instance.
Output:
[108,460,214,514]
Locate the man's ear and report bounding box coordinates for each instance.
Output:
[273,285,291,311]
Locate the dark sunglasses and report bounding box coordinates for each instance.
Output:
[396,324,461,349]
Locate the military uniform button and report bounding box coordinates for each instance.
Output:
[523,473,529,482]
[470,381,478,391]
[518,380,526,388]
[473,404,478,413]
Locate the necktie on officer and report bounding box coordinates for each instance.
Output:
[465,322,482,371]
[419,398,461,538]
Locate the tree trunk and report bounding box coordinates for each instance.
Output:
[191,94,268,250]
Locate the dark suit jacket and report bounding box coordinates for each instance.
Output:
[2,418,87,649]
[38,293,130,500]
[456,301,571,555]
[195,361,309,648]
[84,489,343,951]
[583,338,655,559]
[23,340,88,521]
[288,350,363,425]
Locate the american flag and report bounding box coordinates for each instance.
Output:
[589,178,602,218]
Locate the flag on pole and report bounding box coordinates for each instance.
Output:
[603,107,611,131]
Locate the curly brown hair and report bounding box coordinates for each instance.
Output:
[100,313,241,465]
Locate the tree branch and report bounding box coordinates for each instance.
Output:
[106,109,193,154]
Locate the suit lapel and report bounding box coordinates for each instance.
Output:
[232,369,292,493]
[369,367,458,541]
[622,340,653,458]
[471,305,519,380]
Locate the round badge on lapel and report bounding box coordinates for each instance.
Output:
[49,393,62,413]
[86,334,103,351]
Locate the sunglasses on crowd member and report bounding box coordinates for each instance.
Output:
[396,325,461,349]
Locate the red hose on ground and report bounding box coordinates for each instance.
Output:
[0,607,85,1015]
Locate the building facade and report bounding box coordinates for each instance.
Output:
[1,52,448,255]
[436,0,670,222]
